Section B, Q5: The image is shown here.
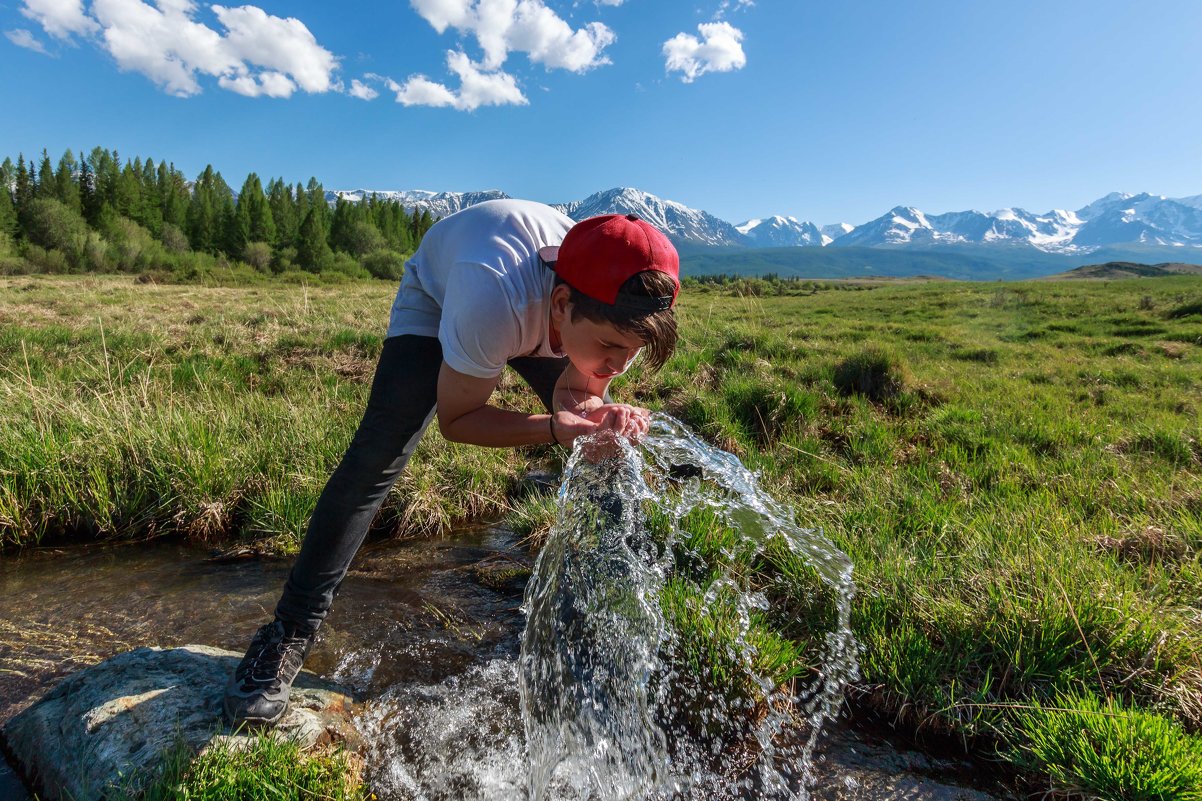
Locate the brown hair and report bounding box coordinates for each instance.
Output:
[559,270,679,371]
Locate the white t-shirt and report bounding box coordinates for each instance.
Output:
[386,199,574,379]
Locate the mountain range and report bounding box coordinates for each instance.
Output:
[328,187,1202,255]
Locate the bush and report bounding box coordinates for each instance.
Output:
[361,249,407,281]
[22,197,90,257]
[106,217,156,273]
[832,345,910,402]
[21,243,72,274]
[160,223,190,254]
[326,252,370,281]
[0,255,29,275]
[243,241,273,273]
[340,220,386,257]
[271,245,298,274]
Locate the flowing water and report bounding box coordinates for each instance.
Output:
[361,414,859,801]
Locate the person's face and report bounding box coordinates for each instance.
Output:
[550,285,645,382]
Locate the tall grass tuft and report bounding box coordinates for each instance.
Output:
[832,345,911,402]
[1012,693,1202,801]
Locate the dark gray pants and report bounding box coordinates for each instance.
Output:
[274,334,567,634]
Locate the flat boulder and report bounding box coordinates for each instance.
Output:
[1,644,358,801]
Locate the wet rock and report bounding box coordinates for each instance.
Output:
[510,468,561,500]
[1,644,358,801]
[811,725,1003,801]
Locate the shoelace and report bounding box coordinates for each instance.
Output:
[239,634,308,689]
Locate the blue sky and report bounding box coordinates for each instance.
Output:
[2,0,1201,226]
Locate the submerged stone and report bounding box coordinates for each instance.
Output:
[1,644,358,801]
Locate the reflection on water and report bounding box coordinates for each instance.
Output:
[0,526,528,724]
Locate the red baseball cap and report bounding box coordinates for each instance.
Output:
[539,214,680,312]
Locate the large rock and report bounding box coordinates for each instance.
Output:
[1,645,358,801]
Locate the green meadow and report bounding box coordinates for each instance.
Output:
[3,274,1201,799]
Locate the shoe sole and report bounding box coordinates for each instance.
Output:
[222,698,289,731]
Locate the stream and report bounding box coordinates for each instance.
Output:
[0,420,1007,800]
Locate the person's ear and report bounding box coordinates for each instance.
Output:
[550,284,572,325]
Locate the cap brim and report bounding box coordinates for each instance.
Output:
[537,245,560,266]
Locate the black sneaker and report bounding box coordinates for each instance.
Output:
[223,620,315,729]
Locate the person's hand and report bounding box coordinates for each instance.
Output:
[551,409,600,448]
[583,403,651,442]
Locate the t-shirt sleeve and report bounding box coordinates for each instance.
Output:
[438,261,522,379]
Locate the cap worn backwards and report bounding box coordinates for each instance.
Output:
[539,214,680,311]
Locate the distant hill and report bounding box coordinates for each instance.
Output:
[1047,262,1202,279]
[679,246,1202,282]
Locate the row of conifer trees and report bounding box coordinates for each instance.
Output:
[0,147,437,280]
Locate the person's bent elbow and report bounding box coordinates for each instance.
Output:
[436,413,465,443]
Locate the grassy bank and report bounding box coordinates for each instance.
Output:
[3,274,1201,798]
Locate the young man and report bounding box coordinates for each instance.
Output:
[224,198,681,728]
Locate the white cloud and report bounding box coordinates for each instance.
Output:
[596,0,624,5]
[5,27,51,53]
[212,4,337,93]
[392,50,527,111]
[663,21,745,83]
[20,0,98,38]
[409,0,614,73]
[20,0,339,98]
[348,78,378,100]
[714,0,753,19]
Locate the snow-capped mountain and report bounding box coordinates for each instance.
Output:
[820,223,854,245]
[554,187,746,247]
[828,194,1202,251]
[326,185,1202,254]
[737,215,824,247]
[326,189,509,219]
[1070,192,1202,247]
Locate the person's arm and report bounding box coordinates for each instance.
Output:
[436,362,598,447]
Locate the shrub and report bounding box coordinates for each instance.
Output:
[361,249,407,281]
[243,241,273,273]
[21,243,72,274]
[160,222,190,253]
[326,252,370,281]
[832,345,910,402]
[106,217,156,273]
[22,197,89,255]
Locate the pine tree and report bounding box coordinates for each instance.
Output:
[293,182,310,245]
[79,154,98,224]
[36,150,54,199]
[296,207,332,272]
[0,158,16,240]
[236,173,275,247]
[220,193,242,257]
[14,155,33,235]
[267,178,296,249]
[186,165,221,252]
[55,149,81,214]
[116,160,142,221]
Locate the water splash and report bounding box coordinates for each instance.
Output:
[519,413,859,801]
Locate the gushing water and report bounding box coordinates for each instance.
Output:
[357,414,858,800]
[519,414,859,800]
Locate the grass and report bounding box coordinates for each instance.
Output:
[1012,693,1202,801]
[4,273,1202,798]
[115,735,367,801]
